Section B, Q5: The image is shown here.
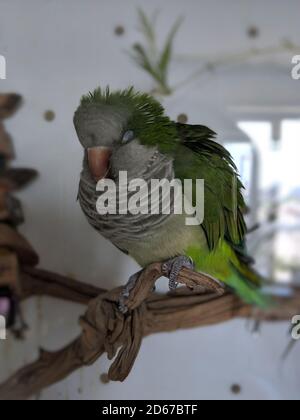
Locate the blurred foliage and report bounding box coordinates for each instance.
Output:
[129,9,183,95]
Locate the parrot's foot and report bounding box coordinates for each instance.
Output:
[162,256,194,291]
[118,270,142,314]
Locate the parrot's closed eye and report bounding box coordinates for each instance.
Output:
[122,130,134,144]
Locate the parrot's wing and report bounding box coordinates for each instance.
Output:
[173,122,247,251]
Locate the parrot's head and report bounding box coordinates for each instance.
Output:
[73,87,176,181]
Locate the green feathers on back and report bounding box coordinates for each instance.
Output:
[174,122,247,251]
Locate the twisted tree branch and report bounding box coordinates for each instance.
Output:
[0,263,299,400]
[21,266,106,304]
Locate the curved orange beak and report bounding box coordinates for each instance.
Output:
[87,146,112,181]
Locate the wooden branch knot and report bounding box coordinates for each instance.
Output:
[79,263,226,382]
[80,291,147,381]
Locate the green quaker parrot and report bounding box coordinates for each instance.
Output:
[74,87,269,311]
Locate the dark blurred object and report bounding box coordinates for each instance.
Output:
[0,125,14,163]
[0,168,38,191]
[43,110,55,122]
[0,94,22,119]
[0,252,19,332]
[114,25,125,36]
[0,194,24,226]
[247,26,260,39]
[0,286,16,328]
[0,92,38,336]
[177,113,188,124]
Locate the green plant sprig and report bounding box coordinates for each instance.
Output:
[130,9,183,96]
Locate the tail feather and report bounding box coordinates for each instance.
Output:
[228,264,272,308]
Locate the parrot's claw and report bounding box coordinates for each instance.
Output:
[162,256,195,291]
[118,257,194,313]
[118,270,142,314]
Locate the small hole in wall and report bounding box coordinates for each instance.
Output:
[231,384,242,395]
[247,26,260,39]
[177,113,188,124]
[44,110,55,122]
[114,25,125,36]
[100,373,110,384]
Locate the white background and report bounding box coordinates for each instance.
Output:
[0,0,299,400]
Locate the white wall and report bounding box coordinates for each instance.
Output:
[0,0,299,400]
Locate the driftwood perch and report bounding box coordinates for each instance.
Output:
[0,263,299,400]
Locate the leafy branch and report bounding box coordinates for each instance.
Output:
[129,9,183,95]
[128,13,300,95]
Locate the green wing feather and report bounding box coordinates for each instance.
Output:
[172,122,272,307]
[173,122,247,251]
